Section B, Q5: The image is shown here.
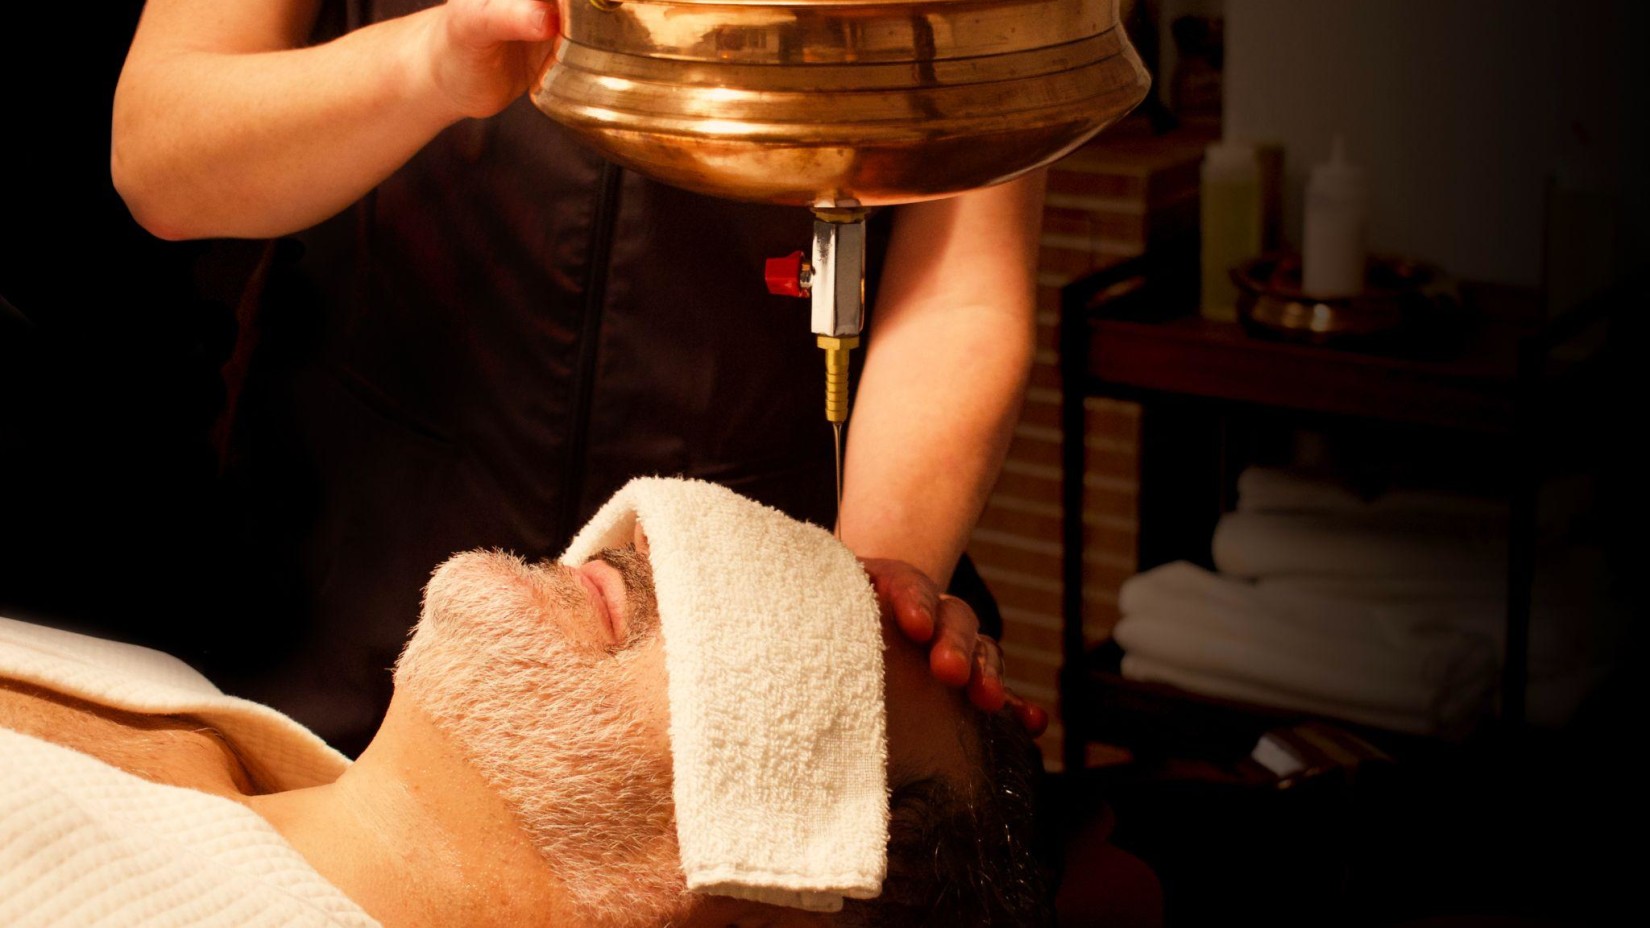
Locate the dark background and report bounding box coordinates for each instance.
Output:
[0,3,240,656]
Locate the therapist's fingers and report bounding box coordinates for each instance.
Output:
[1005,691,1050,737]
[928,594,979,688]
[971,634,1052,736]
[966,635,1007,712]
[447,0,559,47]
[860,558,999,696]
[430,0,560,118]
[863,558,939,644]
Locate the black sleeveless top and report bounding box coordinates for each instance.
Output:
[214,0,892,751]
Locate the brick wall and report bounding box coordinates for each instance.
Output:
[975,125,1209,769]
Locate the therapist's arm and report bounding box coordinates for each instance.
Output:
[840,172,1044,705]
[111,0,557,240]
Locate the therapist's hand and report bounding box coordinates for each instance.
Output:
[862,558,1049,736]
[426,0,560,119]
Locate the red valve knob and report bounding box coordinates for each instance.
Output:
[764,251,809,298]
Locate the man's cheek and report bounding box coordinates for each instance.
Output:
[619,641,673,754]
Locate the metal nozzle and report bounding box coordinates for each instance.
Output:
[810,208,867,429]
[817,334,859,424]
[762,208,868,428]
[808,210,868,341]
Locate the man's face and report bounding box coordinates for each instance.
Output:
[394,524,976,928]
[393,528,680,928]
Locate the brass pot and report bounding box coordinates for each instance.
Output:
[532,0,1150,206]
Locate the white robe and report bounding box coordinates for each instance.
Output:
[0,617,376,927]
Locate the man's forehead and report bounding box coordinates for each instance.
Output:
[587,539,975,797]
[563,478,891,908]
[883,624,977,792]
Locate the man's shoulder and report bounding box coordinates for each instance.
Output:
[0,615,352,793]
[0,678,258,798]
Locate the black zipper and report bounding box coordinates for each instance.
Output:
[556,159,625,544]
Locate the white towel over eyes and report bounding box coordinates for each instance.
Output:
[560,477,888,913]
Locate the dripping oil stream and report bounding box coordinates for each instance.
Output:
[832,421,844,539]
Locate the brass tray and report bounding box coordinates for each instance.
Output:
[1231,254,1456,348]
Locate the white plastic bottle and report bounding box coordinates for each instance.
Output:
[1301,135,1369,299]
[1199,141,1263,322]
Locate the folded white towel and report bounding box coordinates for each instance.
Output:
[1235,467,1506,524]
[1114,563,1497,735]
[1253,543,1619,680]
[1120,654,1444,736]
[561,478,887,913]
[1212,511,1507,582]
[1234,467,1594,540]
[1252,547,1627,727]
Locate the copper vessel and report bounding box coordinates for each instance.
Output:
[532,0,1151,207]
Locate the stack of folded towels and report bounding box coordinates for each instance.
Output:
[1113,467,1621,735]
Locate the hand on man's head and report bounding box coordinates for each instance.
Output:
[861,558,1049,736]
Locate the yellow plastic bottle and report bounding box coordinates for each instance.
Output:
[1199,141,1263,322]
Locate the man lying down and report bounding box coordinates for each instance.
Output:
[0,478,1047,927]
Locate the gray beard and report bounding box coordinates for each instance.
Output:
[394,549,683,927]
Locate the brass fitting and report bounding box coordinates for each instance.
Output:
[817,334,860,424]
